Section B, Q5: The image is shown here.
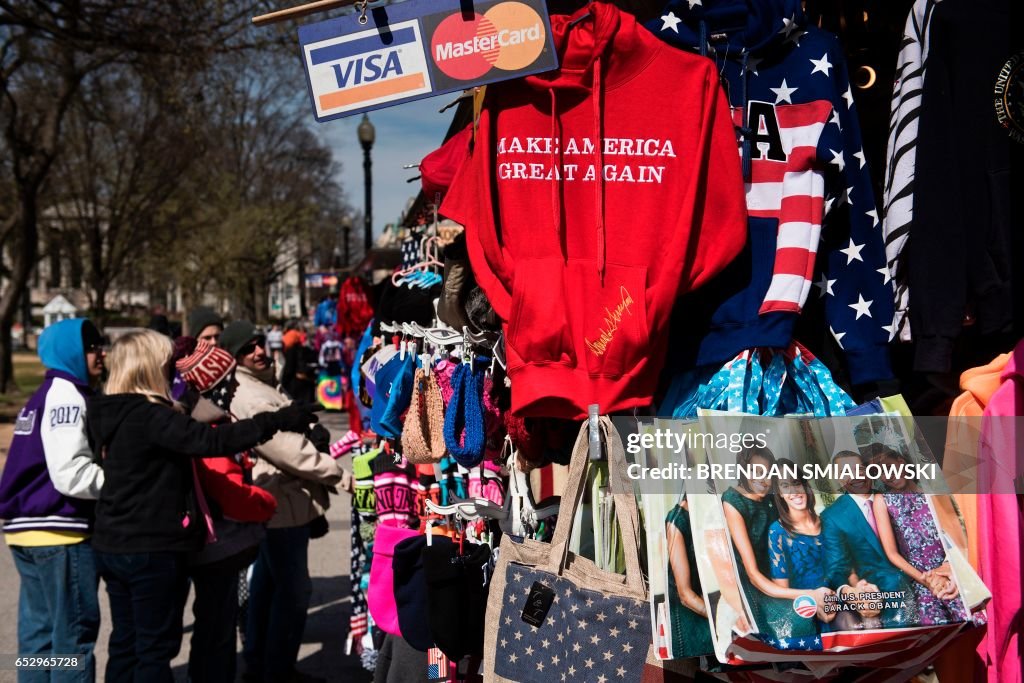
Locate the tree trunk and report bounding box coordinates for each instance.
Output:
[92,281,109,328]
[0,319,16,394]
[252,279,269,326]
[297,256,307,319]
[0,199,37,393]
[244,277,258,322]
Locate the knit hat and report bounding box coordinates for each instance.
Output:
[443,364,485,467]
[423,538,490,660]
[175,340,236,393]
[393,534,446,652]
[220,320,262,358]
[401,368,447,464]
[187,306,223,337]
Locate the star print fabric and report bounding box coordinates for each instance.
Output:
[757,633,824,651]
[493,563,651,682]
[645,1,895,386]
[203,369,238,412]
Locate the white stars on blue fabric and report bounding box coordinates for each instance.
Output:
[495,565,650,683]
[758,633,823,651]
[778,14,798,38]
[842,85,855,108]
[828,148,845,172]
[830,326,847,349]
[809,53,833,76]
[840,239,865,264]
[770,79,798,104]
[659,11,682,33]
[849,294,874,320]
[815,274,837,297]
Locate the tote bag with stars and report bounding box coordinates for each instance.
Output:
[483,417,660,683]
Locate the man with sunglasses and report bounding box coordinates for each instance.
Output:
[0,318,107,681]
[220,320,350,683]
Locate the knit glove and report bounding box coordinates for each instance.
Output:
[252,402,321,439]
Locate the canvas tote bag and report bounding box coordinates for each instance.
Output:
[482,417,658,682]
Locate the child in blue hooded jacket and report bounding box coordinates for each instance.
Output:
[0,318,107,682]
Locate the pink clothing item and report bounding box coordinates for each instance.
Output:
[435,360,457,405]
[467,464,505,507]
[977,339,1024,683]
[862,498,879,536]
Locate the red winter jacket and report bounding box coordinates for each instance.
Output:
[195,454,276,523]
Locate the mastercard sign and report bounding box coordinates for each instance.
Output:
[298,0,556,122]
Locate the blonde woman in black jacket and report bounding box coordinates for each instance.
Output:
[86,329,317,683]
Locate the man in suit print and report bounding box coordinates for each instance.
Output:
[822,450,911,630]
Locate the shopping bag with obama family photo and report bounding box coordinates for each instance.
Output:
[631,418,717,662]
[688,409,976,674]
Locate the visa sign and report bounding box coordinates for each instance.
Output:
[303,22,432,119]
[298,0,557,122]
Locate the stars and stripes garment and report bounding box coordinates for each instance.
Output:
[882,0,943,342]
[493,564,651,683]
[648,0,895,385]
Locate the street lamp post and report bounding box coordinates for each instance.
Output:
[357,114,375,255]
[343,220,352,266]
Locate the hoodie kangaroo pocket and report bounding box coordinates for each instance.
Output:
[568,261,649,377]
[507,258,576,369]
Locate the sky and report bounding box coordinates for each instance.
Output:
[314,94,455,238]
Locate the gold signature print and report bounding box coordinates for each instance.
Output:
[585,286,634,357]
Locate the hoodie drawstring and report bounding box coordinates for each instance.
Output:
[594,55,605,284]
[546,10,606,282]
[738,51,753,181]
[550,88,563,261]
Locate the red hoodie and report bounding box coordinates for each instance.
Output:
[442,2,747,418]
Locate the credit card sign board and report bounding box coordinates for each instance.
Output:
[299,0,558,121]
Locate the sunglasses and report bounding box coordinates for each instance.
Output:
[239,338,266,356]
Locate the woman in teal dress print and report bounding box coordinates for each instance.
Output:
[722,448,822,643]
[665,493,714,657]
[767,463,836,633]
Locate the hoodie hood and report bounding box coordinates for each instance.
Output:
[38,318,93,384]
[647,0,806,56]
[440,0,748,418]
[87,394,155,448]
[524,3,620,92]
[520,2,664,282]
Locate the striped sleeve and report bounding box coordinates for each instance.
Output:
[882,0,943,340]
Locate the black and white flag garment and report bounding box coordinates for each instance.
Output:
[882,0,943,341]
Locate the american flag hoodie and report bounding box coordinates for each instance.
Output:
[647,0,895,385]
